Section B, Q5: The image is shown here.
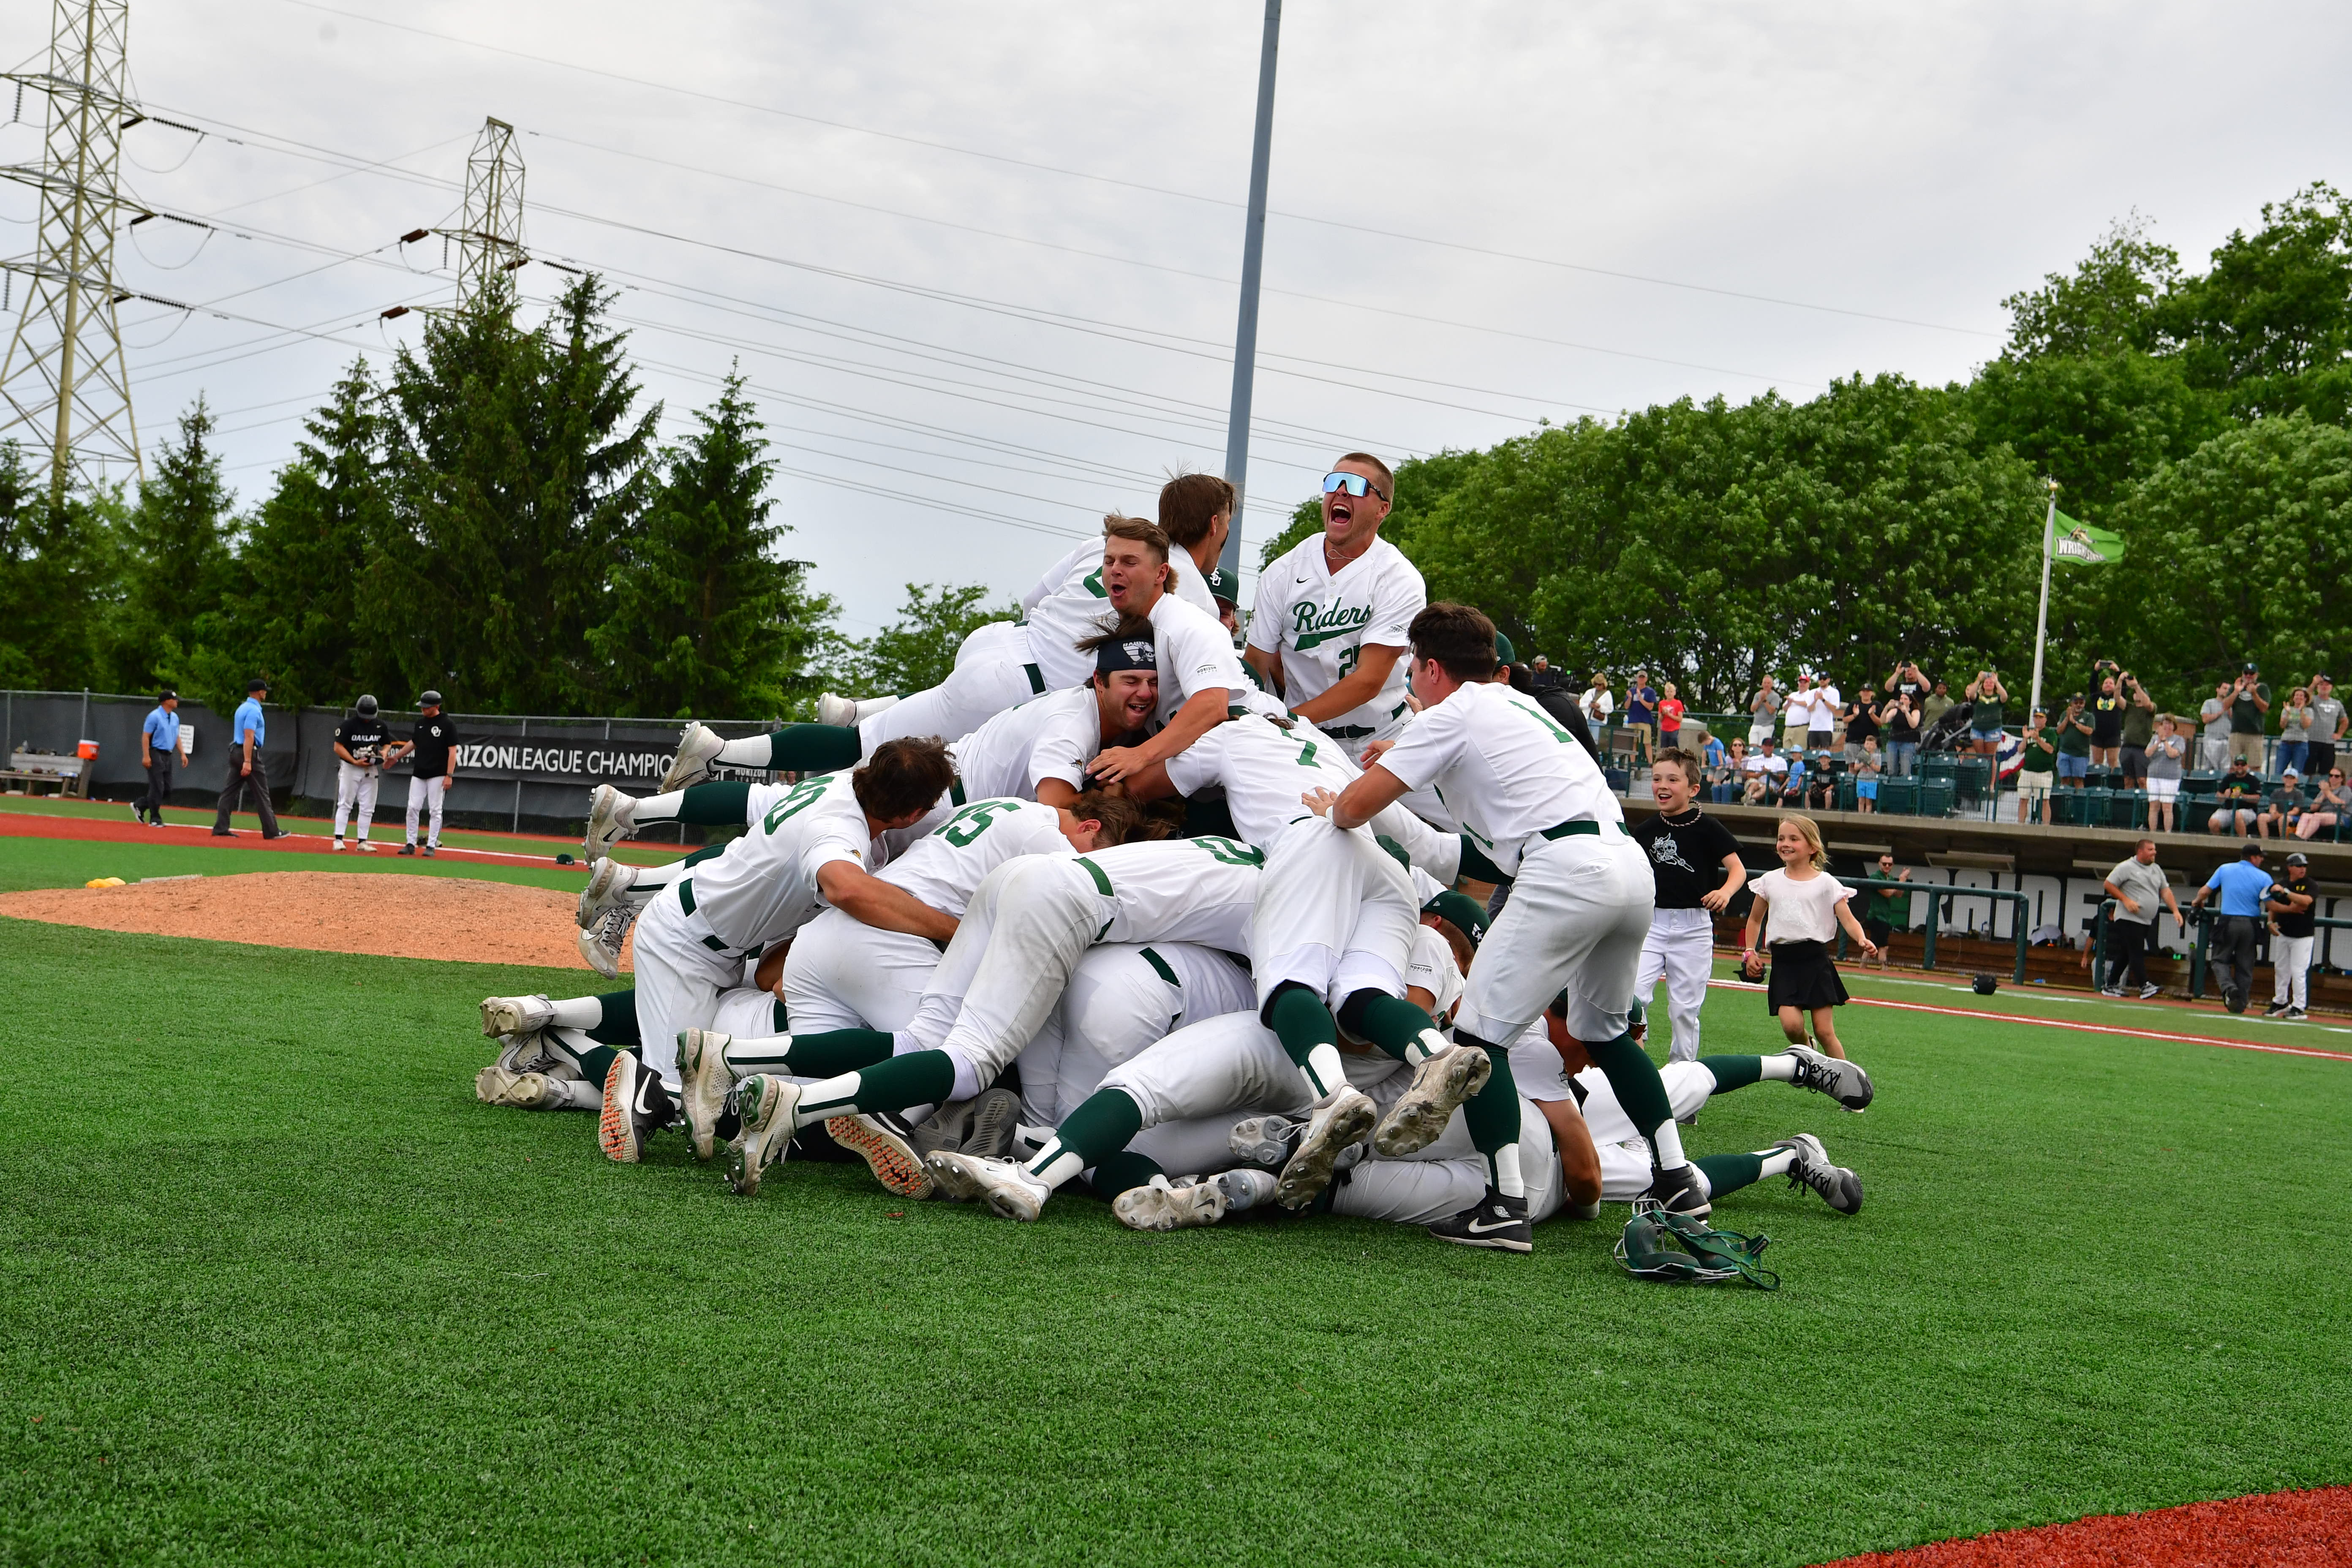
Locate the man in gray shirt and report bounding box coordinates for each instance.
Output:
[2198,681,2233,773]
[2309,674,2346,781]
[2101,838,2184,1000]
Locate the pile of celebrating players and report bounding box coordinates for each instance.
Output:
[474,457,1874,1254]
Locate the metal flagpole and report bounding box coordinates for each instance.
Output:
[1217,0,1283,583]
[2028,477,2058,721]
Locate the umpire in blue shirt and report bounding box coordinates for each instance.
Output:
[137,689,180,826]
[212,678,286,838]
[2190,841,2273,1014]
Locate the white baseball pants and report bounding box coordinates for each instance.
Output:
[1250,814,1417,1012]
[1456,829,1655,1046]
[1635,907,1716,1062]
[629,885,750,1086]
[1015,943,1189,1124]
[900,856,1103,1099]
[1099,1010,1406,1170]
[713,985,788,1040]
[781,907,939,1034]
[333,761,378,841]
[404,774,446,848]
[859,621,1043,754]
[2273,933,2315,1010]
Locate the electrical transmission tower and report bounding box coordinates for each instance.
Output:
[0,0,142,498]
[452,117,525,311]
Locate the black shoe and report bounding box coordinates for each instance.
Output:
[1427,1186,1532,1253]
[598,1051,677,1164]
[2225,987,2248,1015]
[1642,1163,1712,1220]
[2263,1001,2288,1018]
[261,830,292,841]
[397,843,417,856]
[421,845,436,858]
[211,829,236,837]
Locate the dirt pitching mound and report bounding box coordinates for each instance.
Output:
[0,871,627,972]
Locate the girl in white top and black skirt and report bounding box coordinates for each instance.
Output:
[1739,814,1878,1060]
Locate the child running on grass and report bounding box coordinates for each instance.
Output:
[1740,813,1878,1060]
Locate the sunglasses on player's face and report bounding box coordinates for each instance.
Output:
[1323,471,1388,501]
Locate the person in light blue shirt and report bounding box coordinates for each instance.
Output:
[136,689,180,826]
[211,678,284,838]
[2190,841,2273,1013]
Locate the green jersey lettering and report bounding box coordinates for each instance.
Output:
[940,799,1025,847]
[1507,697,1575,745]
[1295,740,1319,768]
[1192,836,1265,867]
[761,776,832,833]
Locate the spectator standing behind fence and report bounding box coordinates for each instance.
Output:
[2088,672,2125,769]
[2100,838,2183,1000]
[1921,680,1954,733]
[1579,672,1614,744]
[1841,684,1879,764]
[1656,680,1685,757]
[1782,673,1816,754]
[2016,710,2057,824]
[136,688,180,828]
[1853,737,1882,812]
[2119,674,2156,792]
[2191,841,2273,1014]
[2054,692,2093,790]
[2277,686,2314,778]
[2308,675,2345,780]
[1808,673,1840,754]
[389,691,458,857]
[1964,668,2008,760]
[2229,663,2270,769]
[1624,669,1659,764]
[1748,674,1781,747]
[2207,756,2262,835]
[1881,690,1921,777]
[1529,655,1559,691]
[212,679,284,839]
[2264,852,2318,1020]
[2196,681,2231,773]
[2145,717,2188,833]
[1886,659,1928,708]
[332,696,392,853]
[2298,764,2348,839]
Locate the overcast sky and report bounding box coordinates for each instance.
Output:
[5,2,2347,634]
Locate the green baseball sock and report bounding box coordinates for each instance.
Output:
[585,990,637,1045]
[1265,983,1347,1098]
[1026,1088,1144,1190]
[1459,1040,1525,1198]
[1336,989,1443,1064]
[792,1051,955,1130]
[565,1043,620,1086]
[1699,1054,1764,1092]
[723,1027,892,1078]
[1090,1150,1165,1202]
[1584,1031,1686,1168]
[1694,1152,1763,1198]
[675,781,753,825]
[731,725,862,772]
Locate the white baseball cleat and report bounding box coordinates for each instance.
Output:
[923,1152,1049,1221]
[575,912,635,979]
[355,840,375,853]
[484,1071,599,1111]
[1373,1043,1493,1156]
[660,721,729,792]
[576,858,640,928]
[1113,1174,1227,1232]
[815,693,859,728]
[675,1029,736,1162]
[1275,1087,1377,1210]
[479,994,555,1039]
[725,1074,801,1197]
[584,785,638,858]
[1207,1166,1279,1214]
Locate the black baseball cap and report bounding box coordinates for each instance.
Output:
[247,678,268,691]
[2244,661,2261,672]
[158,687,177,702]
[2241,841,2265,859]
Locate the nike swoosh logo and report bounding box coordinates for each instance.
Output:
[1465,1215,1519,1234]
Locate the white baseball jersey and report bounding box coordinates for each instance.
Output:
[1162,713,1364,847]
[1148,591,1251,727]
[677,770,872,950]
[877,797,1071,918]
[1081,835,1264,949]
[1377,681,1624,876]
[1403,920,1466,1021]
[950,686,1101,803]
[1020,541,1220,694]
[1247,533,1423,734]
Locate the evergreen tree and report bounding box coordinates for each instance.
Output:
[0,443,119,690]
[589,373,837,718]
[105,398,236,694]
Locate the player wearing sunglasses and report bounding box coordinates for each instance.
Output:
[1244,452,1426,758]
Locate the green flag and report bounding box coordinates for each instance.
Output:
[2052,510,2124,565]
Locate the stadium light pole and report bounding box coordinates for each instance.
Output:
[1217,0,1282,585]
[2028,476,2059,723]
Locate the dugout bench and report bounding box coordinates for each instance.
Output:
[2,745,93,798]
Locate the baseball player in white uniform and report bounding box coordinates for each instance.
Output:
[476,978,789,1113]
[1245,453,1426,754]
[1326,601,1706,1250]
[1630,748,1748,1062]
[598,739,958,1164]
[715,834,1263,1199]
[1014,940,1256,1127]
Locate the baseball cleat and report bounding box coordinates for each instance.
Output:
[397,843,417,857]
[825,1111,934,1198]
[906,1099,977,1158]
[474,1032,559,1104]
[584,784,638,858]
[725,1074,801,1196]
[1427,1186,1533,1253]
[676,1029,737,1162]
[2286,1006,2309,1020]
[1113,1174,1227,1232]
[1372,1043,1493,1156]
[2139,982,2161,999]
[1783,1044,1874,1111]
[479,994,555,1039]
[1640,1162,1712,1220]
[331,839,345,852]
[660,721,728,792]
[576,910,635,979]
[1274,1087,1377,1210]
[1775,1133,1863,1215]
[2264,1000,2289,1018]
[1228,1112,1367,1175]
[356,840,374,853]
[490,1072,600,1112]
[922,1152,1048,1221]
[576,858,640,928]
[815,693,859,728]
[961,1086,1024,1160]
[422,845,436,857]
[1206,1166,1278,1214]
[598,1051,675,1165]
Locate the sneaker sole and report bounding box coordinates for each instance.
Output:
[962,1089,1023,1162]
[479,999,543,1039]
[1373,1048,1492,1157]
[1227,1116,1297,1168]
[1276,1094,1377,1209]
[923,1151,986,1203]
[598,1059,642,1163]
[825,1114,935,1198]
[475,1064,521,1105]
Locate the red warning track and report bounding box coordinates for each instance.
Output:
[1816,1483,2352,1565]
[0,807,586,870]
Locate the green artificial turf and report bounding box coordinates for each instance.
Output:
[4,917,2349,1567]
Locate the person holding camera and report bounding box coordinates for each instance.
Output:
[2016,710,2057,824]
[1879,689,1922,777]
[2277,686,2314,779]
[332,694,392,853]
[2054,693,2094,790]
[2308,675,2345,781]
[1963,668,2008,760]
[2229,662,2271,770]
[2118,673,2156,791]
[2088,669,2127,770]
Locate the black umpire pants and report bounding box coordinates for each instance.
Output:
[2210,915,2259,1001]
[139,754,174,822]
[2103,918,2152,991]
[212,754,281,836]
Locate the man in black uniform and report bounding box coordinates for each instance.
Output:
[332,695,392,852]
[390,691,459,857]
[1631,747,1747,1062]
[2264,852,2318,1020]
